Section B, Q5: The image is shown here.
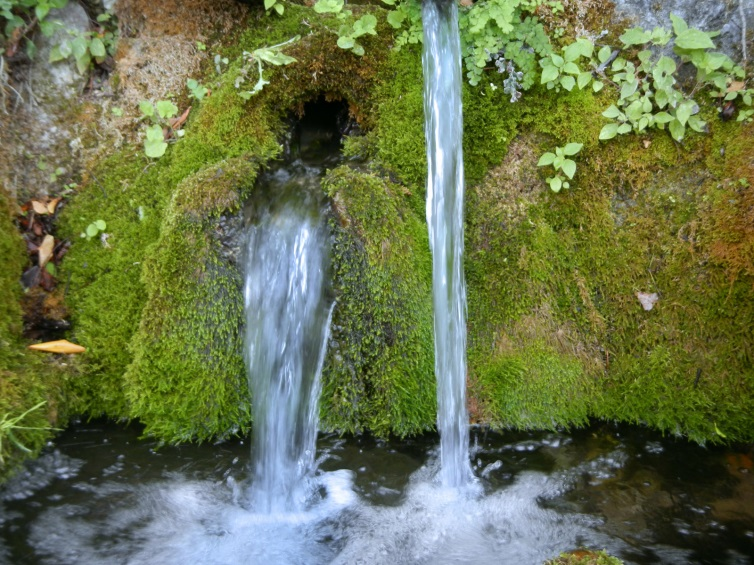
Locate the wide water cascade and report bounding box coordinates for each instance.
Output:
[243,163,334,514]
[422,0,472,488]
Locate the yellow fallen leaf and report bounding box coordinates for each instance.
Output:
[47,197,62,215]
[38,234,55,267]
[32,200,49,215]
[28,340,86,354]
[728,81,746,93]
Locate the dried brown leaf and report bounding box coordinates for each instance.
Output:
[38,234,55,267]
[28,340,85,354]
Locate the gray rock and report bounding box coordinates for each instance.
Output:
[613,0,752,60]
[29,2,91,102]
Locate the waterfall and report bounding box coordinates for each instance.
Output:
[422,0,472,487]
[243,170,334,513]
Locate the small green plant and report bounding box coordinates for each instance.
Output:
[234,36,299,99]
[48,13,117,74]
[195,40,206,51]
[186,78,208,101]
[80,218,106,240]
[263,0,284,16]
[314,0,377,56]
[0,401,53,465]
[537,142,582,192]
[138,99,180,158]
[1,0,68,57]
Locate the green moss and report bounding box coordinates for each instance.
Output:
[124,156,261,442]
[321,166,436,437]
[0,186,65,480]
[464,81,754,443]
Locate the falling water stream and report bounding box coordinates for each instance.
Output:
[422,0,472,488]
[243,164,334,514]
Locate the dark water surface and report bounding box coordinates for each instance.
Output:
[1,420,753,564]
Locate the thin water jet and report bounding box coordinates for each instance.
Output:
[422,0,473,487]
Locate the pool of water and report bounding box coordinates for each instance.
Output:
[1,421,753,564]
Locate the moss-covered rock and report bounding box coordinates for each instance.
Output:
[321,166,436,437]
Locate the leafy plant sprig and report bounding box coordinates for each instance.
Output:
[138,99,182,158]
[186,78,209,101]
[263,0,284,16]
[537,142,582,192]
[80,219,106,240]
[1,0,68,58]
[234,36,299,99]
[313,0,377,56]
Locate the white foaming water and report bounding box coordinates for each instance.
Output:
[422,0,472,487]
[243,170,334,514]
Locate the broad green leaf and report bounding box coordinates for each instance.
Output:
[548,176,562,192]
[381,0,396,5]
[337,35,355,50]
[577,72,591,90]
[562,62,580,75]
[550,53,564,67]
[653,111,674,124]
[669,13,688,36]
[274,4,284,15]
[650,26,672,46]
[49,44,66,63]
[264,0,276,10]
[139,100,155,117]
[656,55,676,74]
[592,80,604,93]
[387,10,405,28]
[71,36,88,60]
[674,28,715,50]
[144,125,168,158]
[619,27,651,45]
[620,79,638,100]
[75,52,91,74]
[668,119,685,141]
[254,48,296,66]
[560,75,575,91]
[612,57,626,72]
[688,114,706,133]
[675,100,694,126]
[561,159,576,179]
[598,45,612,63]
[563,143,582,156]
[616,123,631,135]
[86,223,99,237]
[625,100,643,122]
[94,220,106,231]
[602,105,622,119]
[352,14,377,36]
[187,78,198,89]
[563,42,582,62]
[540,66,559,84]
[351,42,365,57]
[35,4,50,21]
[655,88,669,109]
[313,0,343,13]
[89,37,106,58]
[156,100,178,119]
[537,152,556,166]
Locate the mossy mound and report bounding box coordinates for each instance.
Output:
[321,166,435,437]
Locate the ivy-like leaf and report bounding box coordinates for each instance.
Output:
[561,159,577,179]
[563,143,582,156]
[619,27,651,46]
[156,100,178,119]
[313,0,343,13]
[560,75,575,91]
[89,37,106,59]
[577,72,591,90]
[387,9,405,28]
[337,35,355,50]
[537,152,556,166]
[352,14,377,37]
[602,105,622,119]
[540,66,559,84]
[144,124,168,158]
[592,80,604,93]
[669,13,688,36]
[598,45,612,63]
[668,119,685,141]
[674,28,716,50]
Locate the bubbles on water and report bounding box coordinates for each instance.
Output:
[1,451,83,502]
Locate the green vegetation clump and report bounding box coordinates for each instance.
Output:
[0,186,62,479]
[321,166,436,436]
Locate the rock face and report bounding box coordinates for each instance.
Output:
[7,0,752,447]
[613,0,752,59]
